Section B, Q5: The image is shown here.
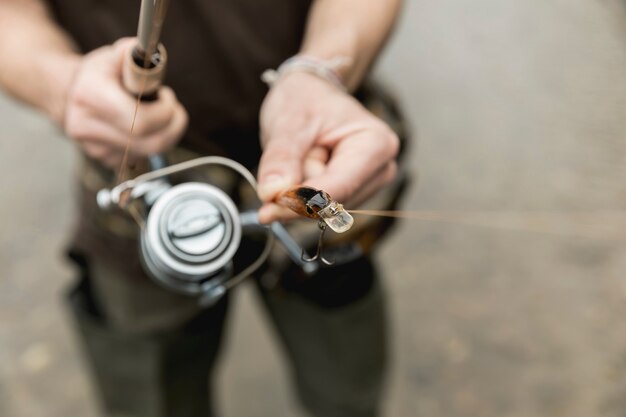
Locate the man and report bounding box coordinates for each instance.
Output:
[0,1,405,416]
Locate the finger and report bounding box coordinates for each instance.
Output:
[257,203,299,224]
[303,146,329,179]
[101,153,124,169]
[84,37,134,73]
[127,101,188,156]
[67,114,129,149]
[345,161,397,208]
[257,132,314,202]
[75,39,137,124]
[110,37,136,71]
[127,87,178,136]
[81,142,123,168]
[257,164,397,223]
[72,100,186,156]
[304,129,399,202]
[82,141,112,159]
[80,39,176,134]
[75,76,138,129]
[82,83,177,137]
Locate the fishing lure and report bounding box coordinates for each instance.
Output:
[275,186,354,265]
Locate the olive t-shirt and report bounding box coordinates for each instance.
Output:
[47,0,312,166]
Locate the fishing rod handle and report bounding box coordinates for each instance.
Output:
[122,43,168,101]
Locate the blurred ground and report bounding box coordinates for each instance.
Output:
[3,0,626,416]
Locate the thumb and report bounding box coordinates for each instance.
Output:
[257,137,307,202]
[107,37,136,74]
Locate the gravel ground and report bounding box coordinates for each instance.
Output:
[3,0,626,416]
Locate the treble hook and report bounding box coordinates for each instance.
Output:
[301,221,335,266]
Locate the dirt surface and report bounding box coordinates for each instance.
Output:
[3,0,626,416]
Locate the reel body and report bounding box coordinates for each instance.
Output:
[141,182,241,303]
[97,156,319,307]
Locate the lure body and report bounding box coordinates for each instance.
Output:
[275,186,354,233]
[275,186,332,219]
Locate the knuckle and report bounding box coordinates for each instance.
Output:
[373,124,399,157]
[112,37,134,56]
[263,143,298,165]
[113,37,134,47]
[65,118,88,140]
[102,158,118,170]
[68,85,91,108]
[143,135,172,155]
[166,105,179,124]
[384,162,398,184]
[385,131,401,157]
[270,112,313,137]
[84,145,108,159]
[338,181,358,202]
[132,117,150,136]
[94,148,109,159]
[140,140,161,156]
[330,176,359,202]
[160,86,176,103]
[179,105,189,127]
[70,72,103,106]
[162,132,180,148]
[130,143,150,157]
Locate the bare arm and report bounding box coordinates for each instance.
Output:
[0,0,187,167]
[300,0,403,90]
[0,0,81,123]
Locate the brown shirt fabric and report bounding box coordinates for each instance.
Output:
[47,0,312,166]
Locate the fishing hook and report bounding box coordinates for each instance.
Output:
[302,221,335,266]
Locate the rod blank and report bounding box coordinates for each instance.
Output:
[137,0,171,61]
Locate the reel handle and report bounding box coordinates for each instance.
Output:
[240,211,319,276]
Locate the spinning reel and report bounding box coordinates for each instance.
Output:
[97,156,319,306]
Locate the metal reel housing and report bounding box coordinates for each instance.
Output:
[140,182,242,296]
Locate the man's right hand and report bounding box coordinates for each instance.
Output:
[64,38,188,169]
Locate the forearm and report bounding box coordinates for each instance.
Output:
[0,0,81,123]
[300,0,403,91]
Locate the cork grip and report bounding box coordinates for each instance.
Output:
[122,43,168,100]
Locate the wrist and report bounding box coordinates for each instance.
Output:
[299,24,362,89]
[261,54,352,92]
[39,52,82,124]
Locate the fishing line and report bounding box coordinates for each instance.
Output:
[116,0,171,186]
[116,61,148,186]
[349,209,626,242]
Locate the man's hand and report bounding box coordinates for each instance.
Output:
[64,38,188,168]
[257,72,399,223]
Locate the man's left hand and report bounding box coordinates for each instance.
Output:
[257,71,399,223]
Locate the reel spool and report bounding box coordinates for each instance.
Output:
[140,182,241,303]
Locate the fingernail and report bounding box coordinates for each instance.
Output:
[258,174,291,201]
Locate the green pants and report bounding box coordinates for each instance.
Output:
[67,247,388,417]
